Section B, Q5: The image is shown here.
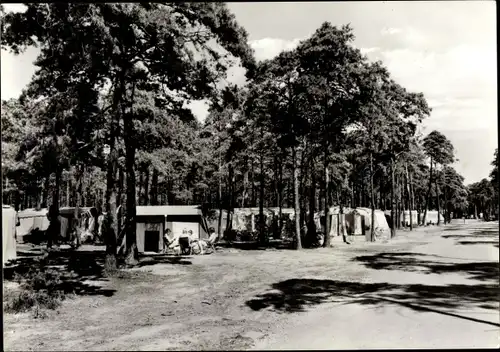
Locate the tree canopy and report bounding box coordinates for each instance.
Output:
[2,6,486,258]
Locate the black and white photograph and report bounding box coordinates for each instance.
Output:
[2,1,498,350]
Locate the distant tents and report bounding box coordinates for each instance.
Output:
[218,206,393,243]
[384,209,443,226]
[208,207,295,238]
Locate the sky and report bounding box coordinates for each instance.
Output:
[1,2,497,184]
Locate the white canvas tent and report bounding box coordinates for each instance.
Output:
[425,210,444,225]
[315,206,350,241]
[3,205,18,265]
[349,207,390,241]
[345,210,364,236]
[401,210,418,227]
[231,207,279,232]
[17,208,50,240]
[135,205,210,253]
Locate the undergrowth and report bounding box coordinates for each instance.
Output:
[4,269,67,319]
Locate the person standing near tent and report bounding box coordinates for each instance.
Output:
[46,204,60,249]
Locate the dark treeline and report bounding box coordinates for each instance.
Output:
[1,4,497,265]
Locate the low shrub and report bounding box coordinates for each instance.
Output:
[4,269,65,318]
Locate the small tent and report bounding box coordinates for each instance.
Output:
[3,205,18,265]
[425,210,444,225]
[344,209,365,237]
[400,210,418,227]
[58,207,99,240]
[315,206,350,241]
[135,205,210,253]
[16,208,50,240]
[350,207,390,241]
[231,207,277,233]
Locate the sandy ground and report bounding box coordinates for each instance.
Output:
[3,220,499,350]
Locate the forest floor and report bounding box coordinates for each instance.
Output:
[4,220,499,350]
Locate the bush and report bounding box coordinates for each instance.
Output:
[4,269,65,318]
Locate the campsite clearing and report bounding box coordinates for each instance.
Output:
[3,220,499,350]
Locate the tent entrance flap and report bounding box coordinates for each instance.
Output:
[144,230,160,252]
[136,215,165,253]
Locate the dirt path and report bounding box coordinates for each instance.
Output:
[253,221,499,349]
[4,221,499,350]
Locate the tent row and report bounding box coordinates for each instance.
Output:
[5,204,444,261]
[383,210,444,226]
[207,206,392,242]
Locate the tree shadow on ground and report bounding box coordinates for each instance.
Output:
[457,240,498,246]
[217,240,295,251]
[442,232,498,239]
[352,252,499,282]
[137,254,193,267]
[4,249,115,297]
[246,278,500,327]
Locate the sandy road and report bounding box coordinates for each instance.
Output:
[253,221,499,349]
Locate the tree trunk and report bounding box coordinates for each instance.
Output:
[144,166,150,206]
[402,171,407,228]
[124,111,138,266]
[298,146,308,237]
[242,161,249,208]
[73,164,84,248]
[46,167,61,249]
[390,158,396,238]
[406,164,413,231]
[323,158,331,247]
[443,183,450,225]
[66,175,71,207]
[370,152,375,242]
[292,146,302,250]
[278,156,283,237]
[103,75,124,271]
[273,156,279,239]
[53,167,62,245]
[150,168,158,205]
[422,157,433,226]
[251,158,256,207]
[138,168,144,206]
[116,165,124,237]
[226,163,233,234]
[42,177,49,208]
[350,181,354,208]
[307,158,316,246]
[217,142,223,239]
[259,149,265,245]
[436,169,441,226]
